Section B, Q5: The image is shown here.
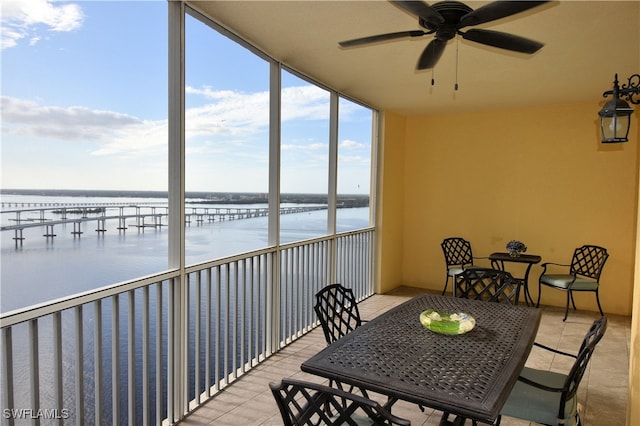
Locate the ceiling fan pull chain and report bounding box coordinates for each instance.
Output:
[431,68,435,87]
[455,38,460,91]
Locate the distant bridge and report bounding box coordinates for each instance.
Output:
[1,204,327,242]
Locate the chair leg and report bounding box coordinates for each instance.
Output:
[563,291,571,321]
[569,290,577,310]
[594,290,604,316]
[442,275,450,296]
[536,281,542,308]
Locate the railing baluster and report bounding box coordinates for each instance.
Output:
[194,272,201,403]
[74,306,83,426]
[182,276,190,413]
[257,255,262,362]
[142,286,149,426]
[112,295,120,426]
[128,290,135,426]
[155,283,162,426]
[2,326,14,426]
[53,312,63,426]
[307,244,312,329]
[287,248,293,341]
[94,300,103,426]
[248,257,254,367]
[223,264,229,385]
[28,319,40,426]
[166,279,174,423]
[205,268,211,397]
[299,245,303,333]
[240,259,246,373]
[215,266,221,392]
[232,260,238,379]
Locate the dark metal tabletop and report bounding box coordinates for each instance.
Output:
[489,252,542,265]
[301,293,541,423]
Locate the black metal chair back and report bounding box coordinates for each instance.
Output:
[269,378,411,426]
[563,316,607,403]
[501,316,607,425]
[314,284,362,345]
[516,316,607,423]
[455,267,521,305]
[441,237,474,269]
[570,245,609,280]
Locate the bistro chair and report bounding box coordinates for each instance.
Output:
[454,267,522,305]
[499,316,608,426]
[537,245,609,321]
[314,284,372,398]
[270,378,411,426]
[441,237,486,295]
[314,284,364,345]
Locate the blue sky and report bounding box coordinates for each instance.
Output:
[1,0,372,194]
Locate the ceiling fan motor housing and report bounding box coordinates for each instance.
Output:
[420,1,473,40]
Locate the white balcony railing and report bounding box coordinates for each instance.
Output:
[0,228,374,426]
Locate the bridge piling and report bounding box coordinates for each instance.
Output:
[72,221,83,237]
[43,224,56,238]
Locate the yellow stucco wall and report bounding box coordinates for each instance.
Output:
[377,102,639,423]
[628,122,640,425]
[375,111,406,294]
[398,101,637,316]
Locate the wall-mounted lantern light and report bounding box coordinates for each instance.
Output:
[598,73,639,143]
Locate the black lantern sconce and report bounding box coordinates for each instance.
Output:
[598,73,640,143]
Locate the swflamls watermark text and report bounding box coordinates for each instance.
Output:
[2,408,71,420]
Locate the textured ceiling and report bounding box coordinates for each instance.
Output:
[187,1,640,115]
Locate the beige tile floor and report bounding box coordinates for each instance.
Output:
[177,287,630,426]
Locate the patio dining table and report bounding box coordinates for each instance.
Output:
[301,293,541,425]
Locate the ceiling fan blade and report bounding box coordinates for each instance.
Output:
[461,29,544,54]
[339,30,427,47]
[459,1,550,27]
[417,39,447,69]
[391,0,444,26]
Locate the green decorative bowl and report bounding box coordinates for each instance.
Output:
[420,309,476,335]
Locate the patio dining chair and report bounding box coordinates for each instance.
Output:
[441,237,487,295]
[314,283,364,345]
[537,245,609,321]
[499,316,608,426]
[454,267,522,305]
[314,283,372,398]
[270,378,411,426]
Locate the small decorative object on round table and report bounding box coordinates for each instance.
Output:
[506,240,527,257]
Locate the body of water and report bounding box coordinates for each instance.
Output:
[0,191,369,424]
[1,192,368,313]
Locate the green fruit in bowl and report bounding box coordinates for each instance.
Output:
[420,309,476,335]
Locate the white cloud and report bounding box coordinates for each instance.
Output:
[340,139,366,150]
[186,86,270,139]
[282,142,328,151]
[1,96,141,139]
[186,84,330,136]
[1,0,83,49]
[1,84,335,159]
[1,96,166,158]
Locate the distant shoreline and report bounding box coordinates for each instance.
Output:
[0,189,369,207]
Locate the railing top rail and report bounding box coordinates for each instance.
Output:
[1,227,374,328]
[184,227,374,272]
[0,269,179,328]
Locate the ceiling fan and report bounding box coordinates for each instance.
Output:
[339,0,550,70]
